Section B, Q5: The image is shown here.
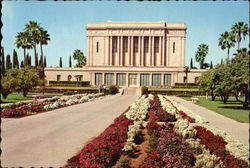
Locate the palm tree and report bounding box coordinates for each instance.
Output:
[195,44,209,69]
[231,22,249,50]
[25,21,41,66]
[15,31,32,65]
[218,31,235,60]
[38,27,50,59]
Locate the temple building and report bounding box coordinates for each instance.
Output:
[45,21,205,87]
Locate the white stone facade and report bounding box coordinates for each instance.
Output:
[45,21,205,87]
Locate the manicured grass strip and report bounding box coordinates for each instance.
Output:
[49,86,98,90]
[180,97,249,123]
[149,88,199,91]
[1,94,32,103]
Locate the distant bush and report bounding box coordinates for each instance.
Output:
[141,86,148,95]
[109,85,118,95]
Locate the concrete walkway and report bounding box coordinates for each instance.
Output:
[1,94,139,167]
[169,96,249,145]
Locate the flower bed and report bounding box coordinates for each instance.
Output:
[66,114,133,167]
[1,93,105,118]
[65,94,249,168]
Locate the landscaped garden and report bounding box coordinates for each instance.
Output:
[179,96,249,123]
[1,92,107,118]
[65,94,249,168]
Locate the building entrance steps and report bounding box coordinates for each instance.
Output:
[123,87,141,95]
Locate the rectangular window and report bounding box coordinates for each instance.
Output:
[173,42,175,53]
[144,37,149,53]
[105,73,114,85]
[140,73,150,86]
[152,74,161,86]
[164,74,171,86]
[95,73,102,85]
[57,75,61,81]
[117,73,126,86]
[96,42,99,53]
[155,37,159,53]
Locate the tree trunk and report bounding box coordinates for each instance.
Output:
[24,48,26,66]
[243,90,249,109]
[211,90,216,101]
[34,44,38,66]
[227,48,230,60]
[23,89,29,97]
[40,44,43,59]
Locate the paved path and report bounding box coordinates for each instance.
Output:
[169,96,249,145]
[1,94,139,167]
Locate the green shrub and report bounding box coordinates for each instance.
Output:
[109,85,118,95]
[141,86,148,95]
[49,81,90,87]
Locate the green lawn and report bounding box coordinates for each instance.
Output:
[1,93,33,103]
[180,96,249,123]
[149,88,199,91]
[49,86,98,90]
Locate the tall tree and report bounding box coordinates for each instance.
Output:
[25,21,41,66]
[69,56,72,67]
[72,49,86,67]
[38,27,50,59]
[221,58,223,65]
[6,54,12,70]
[195,44,209,69]
[1,47,5,75]
[28,54,32,66]
[15,31,32,63]
[12,49,19,69]
[59,57,62,67]
[210,61,213,69]
[39,54,43,67]
[44,56,47,67]
[20,61,24,68]
[231,22,249,50]
[190,58,193,69]
[218,31,235,60]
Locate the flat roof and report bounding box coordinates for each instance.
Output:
[87,21,186,30]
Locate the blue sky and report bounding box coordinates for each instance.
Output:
[2,1,249,67]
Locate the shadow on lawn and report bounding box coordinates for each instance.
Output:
[218,106,250,110]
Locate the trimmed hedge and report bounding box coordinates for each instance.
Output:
[173,83,197,88]
[49,81,90,87]
[148,90,204,96]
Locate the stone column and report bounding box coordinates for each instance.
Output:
[142,36,144,66]
[159,36,162,66]
[167,37,170,66]
[110,36,113,65]
[131,36,134,66]
[182,37,186,66]
[137,73,140,87]
[126,73,129,87]
[114,73,117,85]
[102,73,105,85]
[161,73,164,86]
[163,35,166,66]
[87,36,90,66]
[128,36,131,66]
[148,36,152,66]
[117,36,120,66]
[149,73,152,86]
[138,36,141,66]
[152,36,155,66]
[121,36,123,66]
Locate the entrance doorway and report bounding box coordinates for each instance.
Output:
[129,74,137,87]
